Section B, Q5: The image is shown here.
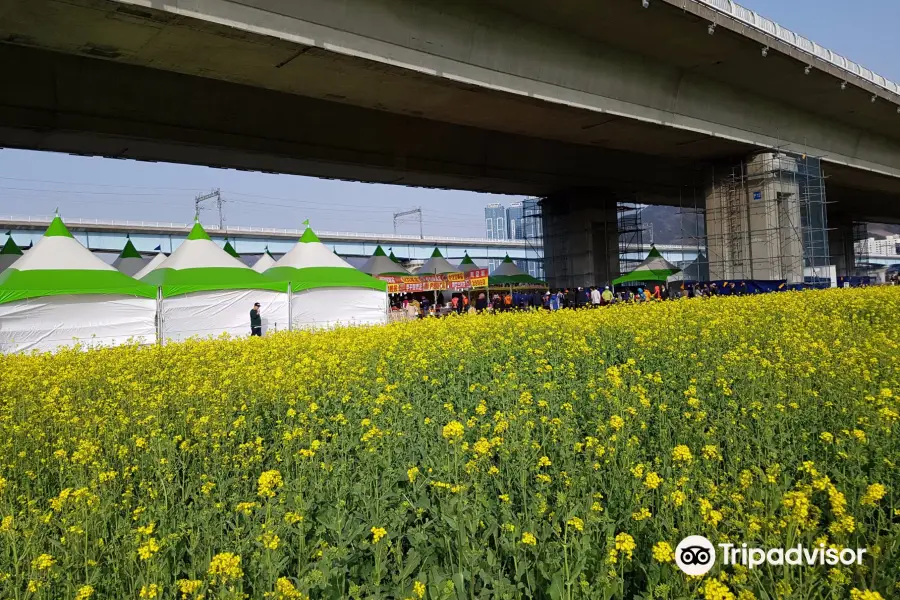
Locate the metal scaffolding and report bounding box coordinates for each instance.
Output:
[617,200,644,275]
[522,197,545,281]
[705,151,831,284]
[676,186,709,282]
[852,221,873,276]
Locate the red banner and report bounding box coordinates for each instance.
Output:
[378,269,489,293]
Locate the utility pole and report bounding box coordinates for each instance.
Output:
[195,189,224,230]
[393,207,423,239]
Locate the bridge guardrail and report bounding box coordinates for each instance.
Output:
[0,215,531,247]
[694,0,899,98]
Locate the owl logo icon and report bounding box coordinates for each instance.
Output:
[675,535,716,576]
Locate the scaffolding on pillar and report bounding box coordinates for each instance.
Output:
[852,221,872,276]
[522,197,545,281]
[617,199,644,275]
[798,155,832,280]
[705,151,830,284]
[676,186,708,281]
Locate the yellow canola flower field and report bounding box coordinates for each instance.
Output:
[1,288,899,600]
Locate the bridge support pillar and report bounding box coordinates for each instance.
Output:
[828,219,855,277]
[541,192,619,289]
[705,153,805,283]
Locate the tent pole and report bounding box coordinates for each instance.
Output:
[156,286,164,347]
[287,282,293,331]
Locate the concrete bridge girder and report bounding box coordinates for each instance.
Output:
[0,0,899,203]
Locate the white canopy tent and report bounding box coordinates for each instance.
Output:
[0,234,24,273]
[141,221,289,342]
[112,237,148,277]
[265,226,388,330]
[359,245,409,276]
[418,248,460,276]
[0,216,157,353]
[133,251,168,280]
[252,247,277,273]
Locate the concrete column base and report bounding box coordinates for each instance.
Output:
[705,153,805,283]
[541,192,619,289]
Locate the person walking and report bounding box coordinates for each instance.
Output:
[590,286,602,307]
[475,292,488,313]
[250,302,262,337]
[601,286,614,305]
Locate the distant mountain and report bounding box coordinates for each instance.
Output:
[866,223,900,239]
[640,206,900,245]
[635,205,705,246]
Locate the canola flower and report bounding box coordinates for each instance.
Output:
[0,288,897,598]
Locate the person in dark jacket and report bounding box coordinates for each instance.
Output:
[250,302,262,336]
[475,292,488,313]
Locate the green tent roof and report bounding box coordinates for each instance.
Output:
[118,237,142,259]
[300,228,320,243]
[141,267,287,297]
[223,240,240,258]
[1,235,23,256]
[612,246,681,286]
[372,245,387,257]
[45,215,74,238]
[187,221,211,241]
[0,217,156,304]
[460,253,475,265]
[265,266,386,292]
[429,247,444,258]
[0,270,157,304]
[138,221,288,296]
[388,250,401,264]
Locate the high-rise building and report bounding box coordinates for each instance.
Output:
[484,201,545,278]
[484,203,508,241]
[485,203,507,272]
[507,202,525,240]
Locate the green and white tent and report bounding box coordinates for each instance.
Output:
[223,239,240,258]
[0,215,157,353]
[359,245,409,276]
[252,246,276,273]
[133,249,167,281]
[418,248,459,276]
[265,226,388,329]
[141,220,289,340]
[666,252,708,283]
[457,252,482,274]
[0,233,24,273]
[489,254,545,285]
[112,236,148,277]
[612,245,681,287]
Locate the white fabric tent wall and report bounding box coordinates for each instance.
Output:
[160,289,289,342]
[0,295,157,353]
[291,288,388,330]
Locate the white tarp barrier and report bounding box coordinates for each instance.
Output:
[160,289,289,342]
[291,287,388,330]
[0,295,157,353]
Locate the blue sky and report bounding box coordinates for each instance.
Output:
[0,0,896,237]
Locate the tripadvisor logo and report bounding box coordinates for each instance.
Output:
[675,536,716,576]
[674,535,867,575]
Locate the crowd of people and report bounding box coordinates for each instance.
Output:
[389,282,732,318]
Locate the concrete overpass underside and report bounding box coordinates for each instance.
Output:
[2,0,900,284]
